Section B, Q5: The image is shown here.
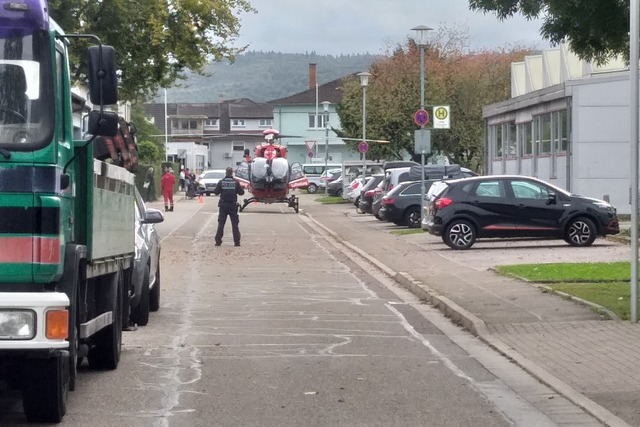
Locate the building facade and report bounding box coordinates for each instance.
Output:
[483,43,633,213]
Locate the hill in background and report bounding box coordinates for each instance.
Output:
[157,51,378,104]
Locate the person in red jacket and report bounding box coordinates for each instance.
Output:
[160,167,176,211]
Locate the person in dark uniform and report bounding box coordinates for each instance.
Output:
[213,167,245,246]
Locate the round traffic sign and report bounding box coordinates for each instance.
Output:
[358,141,369,153]
[307,150,314,158]
[414,109,429,126]
[434,106,448,120]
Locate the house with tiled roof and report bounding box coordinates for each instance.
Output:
[144,99,274,171]
[268,64,361,164]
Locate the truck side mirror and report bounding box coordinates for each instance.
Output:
[86,45,118,105]
[87,110,119,137]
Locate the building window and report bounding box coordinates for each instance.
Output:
[232,119,245,127]
[554,109,569,153]
[259,119,272,127]
[506,122,517,158]
[494,124,503,158]
[233,144,245,151]
[205,119,218,127]
[308,113,327,128]
[536,113,551,155]
[519,122,533,156]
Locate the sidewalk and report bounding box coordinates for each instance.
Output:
[299,195,640,427]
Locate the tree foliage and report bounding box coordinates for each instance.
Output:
[468,0,630,64]
[337,27,531,170]
[49,0,254,101]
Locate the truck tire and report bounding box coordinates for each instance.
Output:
[23,356,68,422]
[132,266,150,326]
[149,264,161,312]
[88,271,123,370]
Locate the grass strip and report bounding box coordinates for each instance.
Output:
[494,262,630,282]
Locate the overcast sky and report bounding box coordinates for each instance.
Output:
[234,0,549,55]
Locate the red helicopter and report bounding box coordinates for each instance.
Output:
[235,129,308,213]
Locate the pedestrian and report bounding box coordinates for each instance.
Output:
[143,167,154,202]
[179,168,185,192]
[160,167,176,211]
[213,166,244,246]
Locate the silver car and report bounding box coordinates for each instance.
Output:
[130,188,164,326]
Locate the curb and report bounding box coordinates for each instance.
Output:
[304,211,632,427]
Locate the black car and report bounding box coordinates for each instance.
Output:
[358,174,384,213]
[378,180,433,228]
[327,176,344,196]
[425,175,620,250]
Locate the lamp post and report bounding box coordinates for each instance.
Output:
[321,101,331,195]
[357,72,371,184]
[412,25,433,225]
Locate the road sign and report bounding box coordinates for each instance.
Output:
[358,141,369,153]
[414,109,429,127]
[414,129,431,153]
[304,140,316,151]
[307,150,314,158]
[433,105,450,129]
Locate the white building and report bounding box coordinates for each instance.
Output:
[483,43,633,213]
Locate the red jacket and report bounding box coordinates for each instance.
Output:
[160,172,176,192]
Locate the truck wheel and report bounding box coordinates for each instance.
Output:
[23,356,68,422]
[132,266,150,326]
[88,271,123,370]
[149,264,161,312]
[307,183,318,194]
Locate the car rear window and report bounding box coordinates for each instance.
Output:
[203,172,225,179]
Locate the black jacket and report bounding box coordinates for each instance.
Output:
[214,176,244,204]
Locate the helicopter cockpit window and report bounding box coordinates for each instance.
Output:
[271,158,289,180]
[235,161,249,181]
[252,157,268,180]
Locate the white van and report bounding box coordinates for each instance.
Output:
[301,163,340,193]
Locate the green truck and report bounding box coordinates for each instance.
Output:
[0,0,136,422]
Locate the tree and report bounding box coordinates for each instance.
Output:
[468,0,630,64]
[337,27,531,170]
[130,103,164,161]
[49,0,255,101]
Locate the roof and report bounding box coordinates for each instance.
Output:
[268,74,354,105]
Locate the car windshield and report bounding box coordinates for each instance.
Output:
[0,30,54,150]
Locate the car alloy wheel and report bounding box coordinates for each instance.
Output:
[444,220,476,250]
[565,217,597,247]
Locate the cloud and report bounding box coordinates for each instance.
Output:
[236,0,548,55]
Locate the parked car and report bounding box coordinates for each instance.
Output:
[130,188,164,326]
[358,174,384,213]
[378,180,435,228]
[319,168,342,190]
[327,176,344,196]
[197,169,226,196]
[302,163,341,193]
[347,176,373,206]
[424,175,620,250]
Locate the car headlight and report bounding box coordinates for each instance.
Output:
[0,310,36,339]
[593,201,613,210]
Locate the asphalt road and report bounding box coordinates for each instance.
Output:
[0,192,608,426]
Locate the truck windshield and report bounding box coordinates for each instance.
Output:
[0,30,53,150]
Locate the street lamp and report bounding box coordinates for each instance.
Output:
[357,71,371,184]
[321,101,331,195]
[411,25,433,225]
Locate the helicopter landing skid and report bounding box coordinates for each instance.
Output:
[239,195,300,213]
